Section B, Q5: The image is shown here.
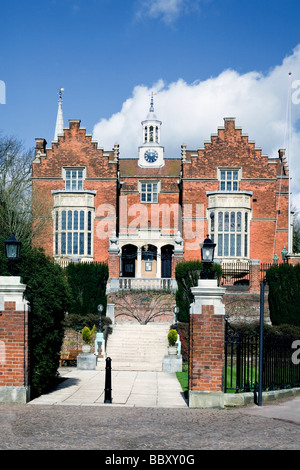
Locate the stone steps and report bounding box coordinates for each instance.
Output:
[99,323,171,371]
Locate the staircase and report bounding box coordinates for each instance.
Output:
[99,323,171,371]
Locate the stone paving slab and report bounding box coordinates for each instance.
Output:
[29,368,188,408]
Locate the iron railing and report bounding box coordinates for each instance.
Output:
[224,321,259,393]
[260,262,286,281]
[220,262,250,286]
[224,320,300,393]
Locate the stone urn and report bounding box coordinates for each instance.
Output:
[82,344,91,354]
[168,345,178,355]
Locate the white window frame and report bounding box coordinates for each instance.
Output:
[54,208,93,258]
[218,168,241,192]
[210,209,250,259]
[139,181,160,203]
[62,167,86,191]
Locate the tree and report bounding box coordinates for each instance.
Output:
[19,247,71,397]
[293,206,300,253]
[0,135,33,243]
[0,243,70,398]
[266,263,300,326]
[65,262,108,329]
[112,290,173,324]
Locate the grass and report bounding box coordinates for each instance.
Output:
[176,364,258,395]
[176,364,189,398]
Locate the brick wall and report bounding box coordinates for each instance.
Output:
[182,118,289,265]
[32,116,288,277]
[189,305,225,392]
[32,120,118,263]
[0,301,29,388]
[108,291,175,324]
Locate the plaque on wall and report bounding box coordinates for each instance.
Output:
[145,262,152,271]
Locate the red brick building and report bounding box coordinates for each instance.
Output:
[32,94,290,294]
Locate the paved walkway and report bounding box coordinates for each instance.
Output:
[1,368,300,449]
[29,368,188,408]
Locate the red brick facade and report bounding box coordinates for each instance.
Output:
[32,110,289,283]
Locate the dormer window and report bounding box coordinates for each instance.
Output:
[219,169,240,191]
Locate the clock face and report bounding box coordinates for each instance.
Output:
[144,149,158,163]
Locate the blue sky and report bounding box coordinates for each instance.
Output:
[1,0,300,205]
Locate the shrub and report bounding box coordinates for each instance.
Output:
[82,326,92,344]
[266,264,300,326]
[81,325,96,345]
[175,260,222,322]
[66,262,108,321]
[168,329,178,346]
[19,247,70,398]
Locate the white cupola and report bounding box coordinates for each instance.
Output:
[138,93,164,168]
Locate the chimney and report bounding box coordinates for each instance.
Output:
[35,138,47,155]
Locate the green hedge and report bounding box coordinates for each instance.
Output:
[175,260,222,322]
[266,263,300,326]
[65,262,108,329]
[19,247,71,398]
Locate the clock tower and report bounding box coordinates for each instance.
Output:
[138,93,164,168]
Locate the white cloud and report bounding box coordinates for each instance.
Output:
[93,45,300,209]
[136,0,201,24]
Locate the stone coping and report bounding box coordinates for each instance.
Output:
[224,387,300,408]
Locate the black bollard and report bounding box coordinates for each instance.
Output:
[104,357,112,403]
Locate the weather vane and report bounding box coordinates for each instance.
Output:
[149,91,157,112]
[58,87,64,101]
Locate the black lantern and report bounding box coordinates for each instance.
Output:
[4,234,21,261]
[200,235,216,279]
[173,305,179,330]
[201,235,216,263]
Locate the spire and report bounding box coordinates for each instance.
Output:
[54,88,64,141]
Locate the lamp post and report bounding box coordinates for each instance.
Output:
[4,233,21,275]
[258,277,267,406]
[200,235,216,279]
[173,305,179,330]
[272,254,279,266]
[281,246,288,264]
[96,304,104,361]
[97,304,104,332]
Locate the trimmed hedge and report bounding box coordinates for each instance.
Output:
[175,260,222,322]
[19,247,70,398]
[65,262,108,329]
[266,263,300,326]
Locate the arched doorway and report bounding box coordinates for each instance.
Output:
[121,244,137,277]
[161,245,173,278]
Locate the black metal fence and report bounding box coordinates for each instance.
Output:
[220,262,250,286]
[260,262,286,281]
[224,320,300,393]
